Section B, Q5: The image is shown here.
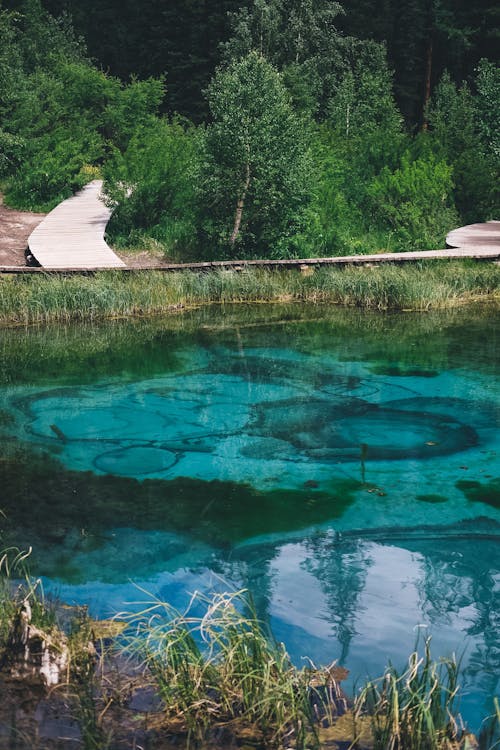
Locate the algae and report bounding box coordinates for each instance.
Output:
[456,478,500,510]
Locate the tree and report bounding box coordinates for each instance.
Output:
[222,0,401,123]
[200,52,312,257]
[338,0,500,126]
[427,70,498,221]
[476,59,500,167]
[37,0,243,121]
[103,117,200,258]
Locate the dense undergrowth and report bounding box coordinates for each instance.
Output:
[0,262,498,325]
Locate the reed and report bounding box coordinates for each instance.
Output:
[479,697,500,750]
[354,638,463,750]
[123,589,343,747]
[0,261,498,325]
[0,547,52,654]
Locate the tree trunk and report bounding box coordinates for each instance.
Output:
[421,35,433,129]
[230,160,251,247]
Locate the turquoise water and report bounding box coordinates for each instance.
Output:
[0,306,499,729]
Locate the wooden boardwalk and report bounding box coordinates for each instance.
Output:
[446,220,500,250]
[28,180,125,269]
[0,184,497,273]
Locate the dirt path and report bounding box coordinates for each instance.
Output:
[0,195,45,266]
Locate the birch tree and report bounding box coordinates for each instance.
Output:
[202,52,310,256]
[201,52,311,257]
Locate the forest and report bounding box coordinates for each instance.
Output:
[0,0,498,260]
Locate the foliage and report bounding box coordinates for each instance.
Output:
[367,152,458,249]
[222,0,399,124]
[476,61,500,162]
[0,547,54,656]
[0,4,164,210]
[427,71,498,222]
[0,262,498,325]
[124,589,341,747]
[0,0,498,253]
[338,0,500,126]
[478,697,500,750]
[103,117,200,259]
[200,52,313,258]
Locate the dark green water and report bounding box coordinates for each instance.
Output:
[0,305,499,729]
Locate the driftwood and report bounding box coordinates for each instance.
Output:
[1,599,69,687]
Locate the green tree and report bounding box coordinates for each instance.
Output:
[338,0,500,126]
[476,59,500,166]
[222,0,400,123]
[428,70,498,221]
[200,52,312,257]
[367,151,458,249]
[103,117,200,258]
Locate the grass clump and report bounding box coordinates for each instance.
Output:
[124,589,345,748]
[0,261,498,325]
[354,638,465,750]
[0,547,54,663]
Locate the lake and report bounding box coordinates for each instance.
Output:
[0,304,499,730]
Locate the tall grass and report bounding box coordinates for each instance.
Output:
[123,589,344,747]
[0,547,52,658]
[479,698,500,750]
[0,261,498,325]
[354,638,463,750]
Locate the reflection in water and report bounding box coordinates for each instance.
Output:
[0,305,499,730]
[302,535,372,664]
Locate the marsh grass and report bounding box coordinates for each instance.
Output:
[0,547,54,656]
[0,571,493,749]
[479,698,500,750]
[0,261,498,325]
[354,638,464,750]
[0,548,114,747]
[67,613,113,750]
[123,589,344,748]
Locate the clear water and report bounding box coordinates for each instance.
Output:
[0,305,499,730]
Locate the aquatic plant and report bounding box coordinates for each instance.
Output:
[123,589,346,747]
[0,547,53,656]
[354,638,464,750]
[68,612,113,750]
[479,697,500,750]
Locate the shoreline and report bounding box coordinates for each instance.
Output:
[0,262,498,327]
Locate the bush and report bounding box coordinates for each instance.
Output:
[367,152,458,250]
[103,117,200,258]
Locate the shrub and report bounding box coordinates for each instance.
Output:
[367,153,458,250]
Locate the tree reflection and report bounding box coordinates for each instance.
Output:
[404,526,500,706]
[301,532,373,663]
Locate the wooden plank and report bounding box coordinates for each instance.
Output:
[28,180,126,269]
[446,221,500,249]
[2,247,499,275]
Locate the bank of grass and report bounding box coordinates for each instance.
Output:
[0,261,498,325]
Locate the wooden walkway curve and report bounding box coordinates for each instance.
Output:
[28,180,125,269]
[0,182,495,273]
[446,220,500,251]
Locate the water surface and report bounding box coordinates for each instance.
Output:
[0,305,499,729]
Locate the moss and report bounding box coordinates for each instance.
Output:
[369,364,439,377]
[0,446,361,556]
[416,493,448,504]
[456,478,500,510]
